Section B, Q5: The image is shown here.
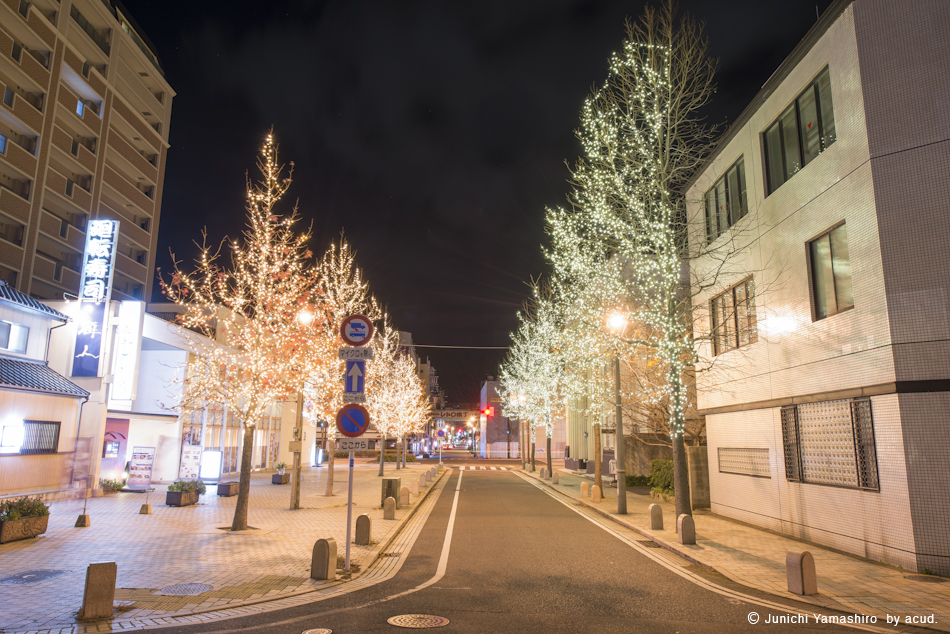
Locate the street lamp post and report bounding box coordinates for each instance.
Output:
[608,313,628,515]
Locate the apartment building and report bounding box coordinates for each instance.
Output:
[688,0,949,574]
[0,0,172,302]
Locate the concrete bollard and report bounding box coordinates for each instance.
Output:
[581,482,589,498]
[139,504,152,515]
[75,514,91,528]
[539,467,547,478]
[592,485,602,503]
[400,486,410,507]
[677,514,696,545]
[411,480,420,495]
[420,474,427,489]
[311,537,337,580]
[78,562,117,620]
[355,514,371,546]
[786,551,818,596]
[383,496,396,520]
[649,503,663,530]
[552,471,559,485]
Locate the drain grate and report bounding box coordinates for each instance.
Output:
[0,570,66,584]
[387,614,450,628]
[159,583,213,595]
[301,629,332,634]
[636,540,662,549]
[380,552,401,558]
[905,575,946,583]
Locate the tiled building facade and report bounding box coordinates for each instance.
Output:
[0,0,172,301]
[688,0,950,574]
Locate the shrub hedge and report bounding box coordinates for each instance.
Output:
[0,497,50,520]
[167,480,207,494]
[650,459,674,493]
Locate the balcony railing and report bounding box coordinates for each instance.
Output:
[69,5,109,56]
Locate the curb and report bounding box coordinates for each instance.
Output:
[135,467,452,625]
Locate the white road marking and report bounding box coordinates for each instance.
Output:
[514,472,893,634]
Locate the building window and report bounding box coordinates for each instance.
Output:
[764,67,836,194]
[76,100,84,116]
[781,398,879,490]
[710,278,757,355]
[19,420,61,455]
[704,157,747,243]
[0,320,29,353]
[809,223,853,320]
[718,448,770,478]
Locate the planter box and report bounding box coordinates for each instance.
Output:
[165,491,199,507]
[217,482,239,497]
[0,515,49,544]
[272,473,290,485]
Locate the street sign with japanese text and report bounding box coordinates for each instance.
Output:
[337,438,370,451]
[338,347,374,360]
[342,393,366,404]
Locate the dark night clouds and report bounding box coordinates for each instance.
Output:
[125,0,827,401]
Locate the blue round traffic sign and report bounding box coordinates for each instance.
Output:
[336,404,371,438]
[437,429,445,437]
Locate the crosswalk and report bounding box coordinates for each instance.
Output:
[457,466,511,471]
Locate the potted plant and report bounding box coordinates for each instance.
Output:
[0,497,50,544]
[216,481,239,497]
[272,463,290,485]
[165,480,206,507]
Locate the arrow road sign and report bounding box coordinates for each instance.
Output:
[345,360,365,394]
[340,314,374,347]
[336,404,370,438]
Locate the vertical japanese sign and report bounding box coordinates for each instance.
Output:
[71,219,118,378]
[127,446,155,490]
[110,300,144,406]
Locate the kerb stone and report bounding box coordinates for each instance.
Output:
[383,496,396,520]
[355,514,371,546]
[786,551,818,595]
[311,537,337,581]
[78,561,116,621]
[677,514,696,545]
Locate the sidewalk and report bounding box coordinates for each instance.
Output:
[0,462,444,633]
[523,466,950,632]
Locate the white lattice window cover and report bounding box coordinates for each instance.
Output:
[718,447,771,477]
[798,399,858,487]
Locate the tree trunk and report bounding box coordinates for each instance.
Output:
[395,432,402,470]
[401,434,406,468]
[507,423,511,458]
[230,424,256,531]
[593,422,602,491]
[378,431,386,476]
[673,432,691,519]
[325,437,335,496]
[546,435,552,477]
[670,366,692,519]
[530,427,536,471]
[520,422,526,470]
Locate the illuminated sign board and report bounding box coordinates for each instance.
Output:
[71,219,118,378]
[110,300,144,405]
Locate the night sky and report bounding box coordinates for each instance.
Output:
[125,0,828,402]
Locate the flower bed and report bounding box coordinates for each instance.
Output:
[0,498,50,544]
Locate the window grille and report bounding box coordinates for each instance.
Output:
[20,420,60,454]
[781,405,801,482]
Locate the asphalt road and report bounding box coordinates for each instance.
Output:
[149,469,864,634]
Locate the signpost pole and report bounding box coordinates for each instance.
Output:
[439,436,442,467]
[290,390,304,510]
[345,450,354,571]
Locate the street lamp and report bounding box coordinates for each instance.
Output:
[607,312,628,515]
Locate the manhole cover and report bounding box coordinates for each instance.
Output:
[159,583,213,595]
[387,614,450,628]
[636,540,662,549]
[906,575,946,583]
[301,629,332,634]
[0,570,66,584]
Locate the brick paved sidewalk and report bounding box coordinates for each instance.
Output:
[523,466,950,632]
[0,462,443,633]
